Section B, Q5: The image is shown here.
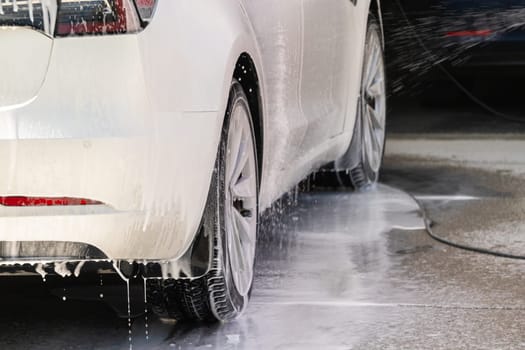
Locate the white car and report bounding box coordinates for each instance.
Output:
[0,0,386,322]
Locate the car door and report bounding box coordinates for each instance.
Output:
[241,0,310,202]
[300,0,357,150]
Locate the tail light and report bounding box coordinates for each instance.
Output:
[56,0,141,36]
[0,196,103,207]
[0,0,157,37]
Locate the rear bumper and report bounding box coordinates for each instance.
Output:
[0,117,220,261]
[0,34,223,261]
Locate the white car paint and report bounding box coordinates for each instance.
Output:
[0,0,378,261]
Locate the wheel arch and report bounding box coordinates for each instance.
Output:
[178,1,267,279]
[164,50,265,281]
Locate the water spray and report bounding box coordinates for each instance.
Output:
[393,0,525,124]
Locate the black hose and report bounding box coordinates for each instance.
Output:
[409,194,525,260]
[393,0,525,124]
[426,226,525,260]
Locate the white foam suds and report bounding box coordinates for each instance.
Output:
[126,279,133,350]
[35,263,47,281]
[143,277,149,340]
[54,261,72,278]
[73,261,85,277]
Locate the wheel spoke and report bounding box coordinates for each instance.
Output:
[367,104,383,131]
[225,205,240,269]
[366,114,382,168]
[231,210,250,274]
[233,209,255,246]
[365,39,380,90]
[362,110,374,157]
[227,116,243,180]
[367,63,380,93]
[367,75,384,99]
[232,136,249,186]
[369,125,382,155]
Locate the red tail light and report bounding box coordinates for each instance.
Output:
[56,0,140,37]
[0,196,103,207]
[446,30,493,38]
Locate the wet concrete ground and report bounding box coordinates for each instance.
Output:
[0,98,524,349]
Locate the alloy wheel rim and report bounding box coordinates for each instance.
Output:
[361,28,386,175]
[224,100,257,297]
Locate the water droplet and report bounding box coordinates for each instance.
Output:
[62,296,67,301]
[74,261,85,277]
[143,278,150,341]
[126,279,133,350]
[35,263,47,281]
[99,293,104,299]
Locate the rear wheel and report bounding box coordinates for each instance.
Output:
[335,16,386,189]
[148,82,259,322]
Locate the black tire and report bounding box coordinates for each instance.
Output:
[147,82,259,322]
[329,15,387,189]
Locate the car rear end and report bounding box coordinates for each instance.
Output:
[0,0,223,273]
